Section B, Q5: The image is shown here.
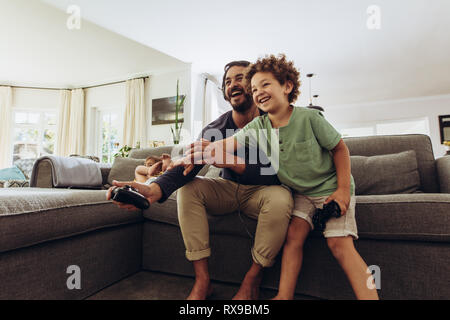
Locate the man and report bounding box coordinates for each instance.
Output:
[107,61,293,300]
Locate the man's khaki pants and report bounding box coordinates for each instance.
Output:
[177,177,293,267]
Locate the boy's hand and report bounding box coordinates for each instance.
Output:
[324,188,351,215]
[106,180,162,211]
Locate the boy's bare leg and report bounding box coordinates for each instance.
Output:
[273,217,311,300]
[232,262,263,300]
[327,236,379,300]
[187,258,213,300]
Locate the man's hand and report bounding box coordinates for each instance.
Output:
[323,188,351,215]
[106,180,163,211]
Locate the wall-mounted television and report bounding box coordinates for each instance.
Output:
[152,96,184,125]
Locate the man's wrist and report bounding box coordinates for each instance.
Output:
[149,182,163,201]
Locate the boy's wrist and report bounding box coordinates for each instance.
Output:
[337,185,351,192]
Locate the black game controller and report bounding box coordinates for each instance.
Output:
[110,185,150,210]
[312,200,341,232]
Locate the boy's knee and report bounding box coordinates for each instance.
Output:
[326,237,353,260]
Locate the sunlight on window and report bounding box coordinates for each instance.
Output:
[376,119,429,136]
[340,127,375,138]
[101,112,120,163]
[12,110,56,162]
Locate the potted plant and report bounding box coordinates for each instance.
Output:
[170,79,185,145]
[113,141,140,158]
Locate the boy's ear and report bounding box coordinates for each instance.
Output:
[284,80,294,95]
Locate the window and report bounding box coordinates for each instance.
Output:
[338,117,429,138]
[97,109,121,163]
[340,126,375,138]
[13,110,56,162]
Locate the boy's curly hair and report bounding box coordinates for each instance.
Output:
[245,54,301,103]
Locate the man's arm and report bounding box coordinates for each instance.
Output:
[151,164,205,203]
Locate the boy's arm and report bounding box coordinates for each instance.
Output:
[171,136,245,176]
[325,139,352,214]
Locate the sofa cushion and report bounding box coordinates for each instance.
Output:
[107,157,145,185]
[0,188,143,253]
[354,193,450,242]
[351,150,420,195]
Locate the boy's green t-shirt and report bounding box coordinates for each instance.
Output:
[234,106,355,197]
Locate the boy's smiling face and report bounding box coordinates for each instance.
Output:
[251,72,293,113]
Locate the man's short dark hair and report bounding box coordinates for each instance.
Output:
[221,60,251,100]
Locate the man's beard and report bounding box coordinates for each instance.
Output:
[230,93,253,113]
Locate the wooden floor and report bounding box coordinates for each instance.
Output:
[87,271,318,300]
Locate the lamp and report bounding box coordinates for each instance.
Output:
[306,73,324,112]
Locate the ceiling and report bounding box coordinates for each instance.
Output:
[0,0,188,89]
[4,0,450,106]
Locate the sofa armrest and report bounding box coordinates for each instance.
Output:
[436,156,450,193]
[30,159,54,188]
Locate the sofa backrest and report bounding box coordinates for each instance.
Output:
[128,134,439,193]
[129,146,175,159]
[344,134,439,193]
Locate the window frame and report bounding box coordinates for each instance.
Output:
[11,108,57,162]
[337,117,430,138]
[94,107,123,164]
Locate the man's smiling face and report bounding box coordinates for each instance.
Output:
[224,65,253,113]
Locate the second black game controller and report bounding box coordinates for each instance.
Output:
[110,185,150,210]
[312,200,341,232]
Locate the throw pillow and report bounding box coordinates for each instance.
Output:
[107,157,145,185]
[4,180,30,188]
[13,158,36,179]
[0,166,27,181]
[350,150,420,195]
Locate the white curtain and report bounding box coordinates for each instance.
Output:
[123,78,147,147]
[55,90,71,156]
[0,86,13,168]
[68,88,85,155]
[55,88,85,156]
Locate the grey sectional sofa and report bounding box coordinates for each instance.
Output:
[1,134,449,300]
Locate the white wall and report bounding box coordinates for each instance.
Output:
[325,94,450,158]
[0,0,188,89]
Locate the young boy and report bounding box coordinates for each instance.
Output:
[135,154,172,184]
[178,54,378,300]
